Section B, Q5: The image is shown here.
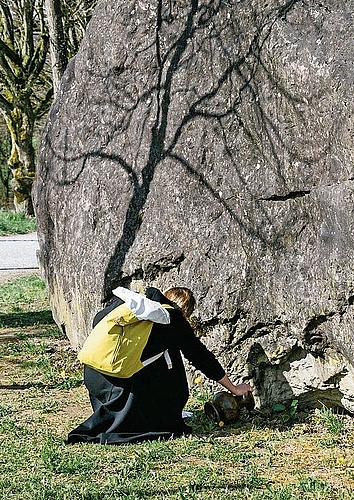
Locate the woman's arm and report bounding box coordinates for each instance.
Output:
[168,311,254,391]
[217,374,253,396]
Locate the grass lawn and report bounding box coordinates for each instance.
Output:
[0,211,36,236]
[1,275,354,499]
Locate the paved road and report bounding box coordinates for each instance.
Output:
[0,232,39,281]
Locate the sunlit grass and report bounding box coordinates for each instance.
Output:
[0,210,36,235]
[0,274,47,310]
[0,274,53,328]
[314,403,345,436]
[1,277,354,499]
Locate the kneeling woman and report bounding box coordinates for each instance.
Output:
[67,286,252,444]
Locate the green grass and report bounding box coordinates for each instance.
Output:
[1,276,354,499]
[0,210,36,235]
[0,274,53,327]
[314,403,345,436]
[0,274,47,308]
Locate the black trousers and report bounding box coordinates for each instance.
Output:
[67,364,191,444]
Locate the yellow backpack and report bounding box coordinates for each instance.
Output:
[78,302,172,378]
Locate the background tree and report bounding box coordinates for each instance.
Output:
[0,0,52,214]
[0,125,11,207]
[62,0,96,56]
[0,0,96,214]
[45,0,96,96]
[45,0,67,96]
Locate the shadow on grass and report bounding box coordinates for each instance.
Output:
[0,310,55,328]
[189,407,309,438]
[0,379,83,390]
[0,382,47,390]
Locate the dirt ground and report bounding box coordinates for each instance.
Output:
[0,269,39,285]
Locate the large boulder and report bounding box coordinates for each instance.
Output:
[34,0,354,411]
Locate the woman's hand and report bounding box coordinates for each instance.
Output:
[217,374,253,396]
[231,383,253,396]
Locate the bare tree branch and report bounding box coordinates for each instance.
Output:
[0,93,12,112]
[0,37,22,66]
[0,2,15,47]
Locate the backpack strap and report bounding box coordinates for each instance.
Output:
[140,303,174,370]
[163,349,172,369]
[141,349,173,370]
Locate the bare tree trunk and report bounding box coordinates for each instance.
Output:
[45,0,68,96]
[2,109,36,215]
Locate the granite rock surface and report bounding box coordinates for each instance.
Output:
[34,0,354,411]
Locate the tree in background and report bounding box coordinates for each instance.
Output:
[45,0,96,95]
[0,128,11,207]
[62,0,96,56]
[0,0,52,214]
[45,0,67,96]
[0,0,96,214]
